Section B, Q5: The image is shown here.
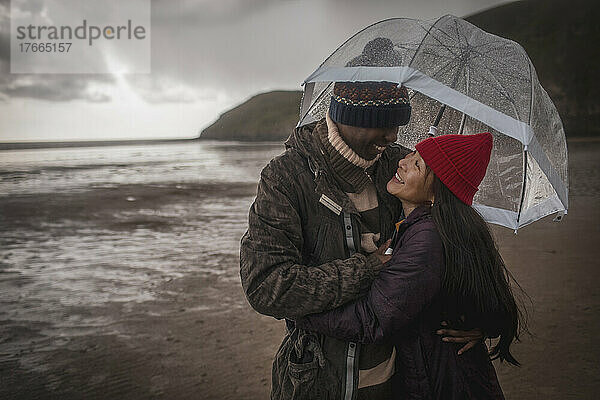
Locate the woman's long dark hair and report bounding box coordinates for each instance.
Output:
[429,174,528,366]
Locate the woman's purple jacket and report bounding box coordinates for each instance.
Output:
[297,206,504,399]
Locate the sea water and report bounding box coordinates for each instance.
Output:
[0,141,283,355]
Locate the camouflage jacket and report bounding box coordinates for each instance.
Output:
[240,119,408,399]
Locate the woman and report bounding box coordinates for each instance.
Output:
[296,132,526,399]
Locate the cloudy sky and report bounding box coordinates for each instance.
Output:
[0,0,514,142]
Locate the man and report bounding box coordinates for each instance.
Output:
[240,38,481,399]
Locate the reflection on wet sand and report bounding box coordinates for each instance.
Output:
[1,142,284,399]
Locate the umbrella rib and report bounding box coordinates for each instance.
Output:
[466,53,531,84]
[516,149,529,226]
[476,53,529,81]
[463,37,529,71]
[462,59,521,132]
[406,27,491,60]
[409,18,463,67]
[458,62,471,134]
[431,21,476,84]
[468,48,531,82]
[432,57,464,84]
[415,41,462,61]
[470,72,522,120]
[407,22,440,68]
[396,42,477,55]
[431,20,464,45]
[468,38,506,51]
[407,56,462,102]
[412,55,464,90]
[474,60,530,85]
[426,31,463,58]
[468,59,514,96]
[418,49,466,64]
[453,19,466,48]
[471,38,523,55]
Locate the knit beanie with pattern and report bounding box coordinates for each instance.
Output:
[329,37,411,128]
[415,132,493,205]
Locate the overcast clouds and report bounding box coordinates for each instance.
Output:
[0,0,514,142]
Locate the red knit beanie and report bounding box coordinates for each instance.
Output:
[415,132,493,205]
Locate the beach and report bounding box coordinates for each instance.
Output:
[1,139,599,399]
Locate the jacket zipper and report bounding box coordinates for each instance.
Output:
[342,211,358,400]
[344,341,357,400]
[309,154,361,400]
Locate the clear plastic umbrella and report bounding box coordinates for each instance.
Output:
[299,15,568,231]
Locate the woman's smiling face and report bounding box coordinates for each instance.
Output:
[387,151,434,210]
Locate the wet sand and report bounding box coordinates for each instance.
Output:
[1,140,599,399]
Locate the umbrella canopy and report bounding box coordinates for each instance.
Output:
[299,15,568,230]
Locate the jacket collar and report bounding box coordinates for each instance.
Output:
[285,119,402,216]
[285,120,357,213]
[403,205,433,226]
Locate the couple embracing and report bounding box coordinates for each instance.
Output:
[240,38,525,400]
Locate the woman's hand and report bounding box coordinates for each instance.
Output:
[436,321,484,355]
[375,239,392,265]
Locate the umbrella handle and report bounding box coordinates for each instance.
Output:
[428,126,438,137]
[433,104,446,127]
